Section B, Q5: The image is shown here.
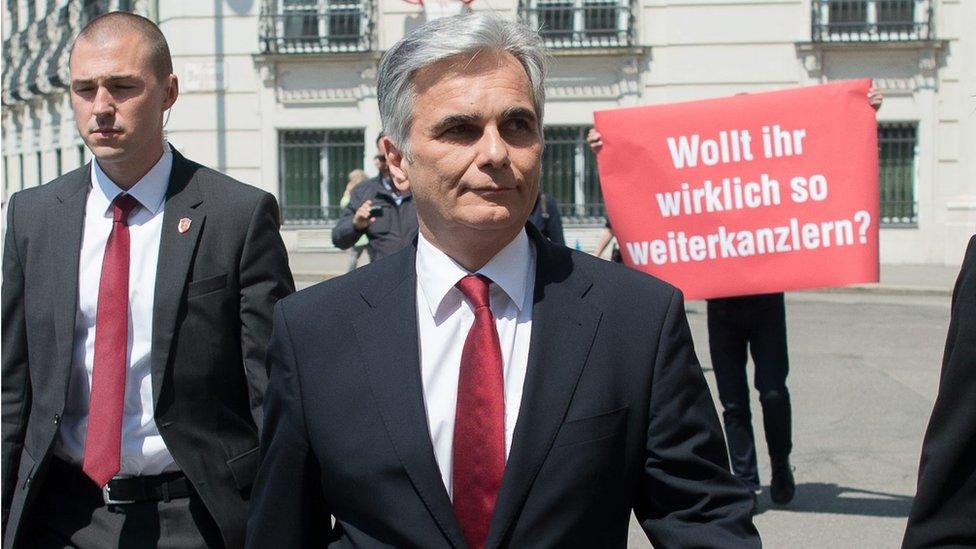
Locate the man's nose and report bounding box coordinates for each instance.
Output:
[92,86,114,117]
[477,126,511,171]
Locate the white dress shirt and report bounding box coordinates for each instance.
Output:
[415,229,536,498]
[54,144,179,476]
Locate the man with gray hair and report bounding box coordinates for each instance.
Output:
[248,13,759,548]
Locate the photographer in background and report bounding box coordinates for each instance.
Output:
[332,133,419,261]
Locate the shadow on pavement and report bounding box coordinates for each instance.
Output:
[755,482,914,518]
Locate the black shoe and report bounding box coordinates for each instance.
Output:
[770,461,795,504]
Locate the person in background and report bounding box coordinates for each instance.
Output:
[340,169,370,271]
[587,86,884,507]
[593,220,622,263]
[332,133,419,261]
[527,190,565,246]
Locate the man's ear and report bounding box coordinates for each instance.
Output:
[162,74,179,111]
[383,137,411,193]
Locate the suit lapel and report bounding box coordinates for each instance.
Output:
[353,249,467,548]
[485,230,603,548]
[52,168,91,402]
[151,151,205,407]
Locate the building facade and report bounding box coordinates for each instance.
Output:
[3,0,974,265]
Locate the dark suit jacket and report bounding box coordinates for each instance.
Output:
[903,234,976,548]
[1,150,295,548]
[247,226,759,548]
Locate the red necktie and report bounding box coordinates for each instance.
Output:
[452,274,505,549]
[83,193,140,487]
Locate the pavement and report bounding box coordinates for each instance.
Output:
[290,249,962,296]
[626,289,954,548]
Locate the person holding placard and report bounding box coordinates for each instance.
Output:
[587,87,883,507]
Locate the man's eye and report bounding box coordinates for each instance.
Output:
[444,125,474,137]
[505,119,533,132]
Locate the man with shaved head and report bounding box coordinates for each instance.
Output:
[2,11,293,548]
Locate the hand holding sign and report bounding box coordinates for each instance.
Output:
[594,79,879,300]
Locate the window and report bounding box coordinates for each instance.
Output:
[878,122,917,226]
[813,0,931,42]
[522,0,632,48]
[268,0,370,53]
[279,129,365,224]
[542,126,603,222]
[82,0,109,25]
[282,0,319,48]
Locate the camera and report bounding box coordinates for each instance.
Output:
[369,204,384,217]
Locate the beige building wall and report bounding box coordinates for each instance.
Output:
[3,0,973,264]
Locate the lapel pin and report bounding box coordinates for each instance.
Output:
[178,217,192,234]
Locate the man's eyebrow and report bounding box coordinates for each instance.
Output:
[70,74,140,85]
[502,106,537,124]
[429,107,538,135]
[429,113,481,135]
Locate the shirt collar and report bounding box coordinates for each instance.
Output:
[90,142,173,216]
[381,176,409,198]
[416,229,534,319]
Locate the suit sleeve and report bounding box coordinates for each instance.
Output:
[239,193,295,431]
[903,235,976,548]
[635,289,761,548]
[1,193,32,530]
[331,183,368,250]
[246,304,330,548]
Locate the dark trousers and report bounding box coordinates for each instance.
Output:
[21,458,224,549]
[707,293,793,488]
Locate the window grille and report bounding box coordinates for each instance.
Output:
[812,0,932,42]
[520,0,633,49]
[279,129,365,224]
[878,122,917,226]
[262,0,372,54]
[542,126,604,223]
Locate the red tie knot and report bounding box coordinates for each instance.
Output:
[112,194,141,224]
[456,274,492,310]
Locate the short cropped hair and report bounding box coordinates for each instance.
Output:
[377,14,548,158]
[71,11,173,80]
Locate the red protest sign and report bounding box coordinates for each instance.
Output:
[594,79,879,300]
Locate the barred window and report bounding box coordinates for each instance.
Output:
[878,122,917,226]
[522,0,632,49]
[813,0,930,42]
[267,0,370,54]
[542,126,604,222]
[279,129,365,224]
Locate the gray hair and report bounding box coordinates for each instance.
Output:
[377,13,549,158]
